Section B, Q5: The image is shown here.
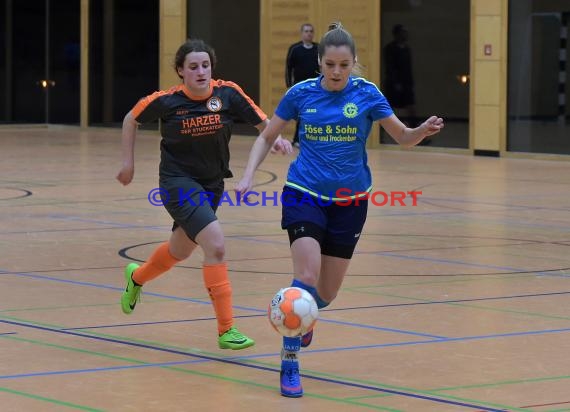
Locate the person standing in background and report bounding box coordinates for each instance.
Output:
[285,23,320,147]
[383,24,417,128]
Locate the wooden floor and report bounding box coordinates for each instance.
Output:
[1,126,570,412]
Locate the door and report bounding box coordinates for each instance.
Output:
[1,0,80,124]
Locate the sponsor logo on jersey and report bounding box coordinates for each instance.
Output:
[343,102,358,118]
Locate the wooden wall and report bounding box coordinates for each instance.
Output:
[260,0,381,146]
[159,0,187,90]
[469,0,508,153]
[144,0,513,154]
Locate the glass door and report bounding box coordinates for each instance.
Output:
[1,0,80,124]
[88,0,159,127]
[508,1,570,154]
[380,0,470,148]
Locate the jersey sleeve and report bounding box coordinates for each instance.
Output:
[274,87,299,121]
[369,85,394,121]
[131,89,173,123]
[224,81,268,126]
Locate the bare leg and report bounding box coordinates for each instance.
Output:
[168,226,198,260]
[317,255,351,303]
[290,237,321,286]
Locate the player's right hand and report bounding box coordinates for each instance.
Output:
[116,165,134,185]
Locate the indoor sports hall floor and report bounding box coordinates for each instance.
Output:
[1,126,569,411]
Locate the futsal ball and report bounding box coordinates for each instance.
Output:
[268,287,319,337]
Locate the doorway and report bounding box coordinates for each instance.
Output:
[1,0,80,124]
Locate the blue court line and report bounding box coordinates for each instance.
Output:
[44,214,281,232]
[6,268,443,339]
[0,359,209,380]
[46,214,167,230]
[0,227,137,235]
[56,290,570,340]
[0,319,506,411]
[416,209,570,232]
[61,315,261,331]
[367,201,570,231]
[420,195,570,212]
[331,290,570,311]
[298,327,570,356]
[375,252,522,271]
[311,319,447,339]
[69,287,568,336]
[371,252,570,278]
[3,268,569,341]
[64,316,447,339]
[0,364,508,412]
[0,269,234,308]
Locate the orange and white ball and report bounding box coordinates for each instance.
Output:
[268,287,318,337]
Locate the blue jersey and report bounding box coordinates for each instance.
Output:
[275,75,393,200]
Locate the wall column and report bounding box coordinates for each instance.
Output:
[80,0,88,127]
[260,0,380,146]
[470,0,508,155]
[160,0,187,89]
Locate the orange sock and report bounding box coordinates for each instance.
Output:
[203,262,233,335]
[132,242,180,285]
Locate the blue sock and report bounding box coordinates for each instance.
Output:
[290,278,315,296]
[314,294,329,309]
[291,278,330,309]
[283,336,301,353]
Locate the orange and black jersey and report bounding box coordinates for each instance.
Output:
[132,79,267,181]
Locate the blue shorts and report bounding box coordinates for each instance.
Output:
[281,186,368,258]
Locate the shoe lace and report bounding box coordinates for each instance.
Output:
[224,327,244,339]
[286,367,299,385]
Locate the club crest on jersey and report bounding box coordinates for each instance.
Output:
[343,102,358,118]
[206,96,223,112]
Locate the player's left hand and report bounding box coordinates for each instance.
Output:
[422,116,444,137]
[270,135,293,155]
[234,177,253,199]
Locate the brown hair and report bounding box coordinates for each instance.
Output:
[317,22,356,59]
[174,39,217,79]
[318,22,362,75]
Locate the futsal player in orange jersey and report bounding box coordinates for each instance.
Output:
[116,39,292,350]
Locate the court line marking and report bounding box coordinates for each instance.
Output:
[0,320,515,411]
[0,336,399,412]
[4,313,570,401]
[0,386,102,411]
[3,269,569,337]
[7,331,567,410]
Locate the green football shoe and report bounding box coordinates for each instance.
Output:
[218,326,255,350]
[121,263,141,314]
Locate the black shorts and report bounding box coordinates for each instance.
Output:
[281,187,368,259]
[159,175,224,242]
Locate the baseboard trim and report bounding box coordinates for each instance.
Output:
[474,149,500,157]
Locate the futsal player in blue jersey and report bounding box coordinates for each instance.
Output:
[236,22,444,397]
